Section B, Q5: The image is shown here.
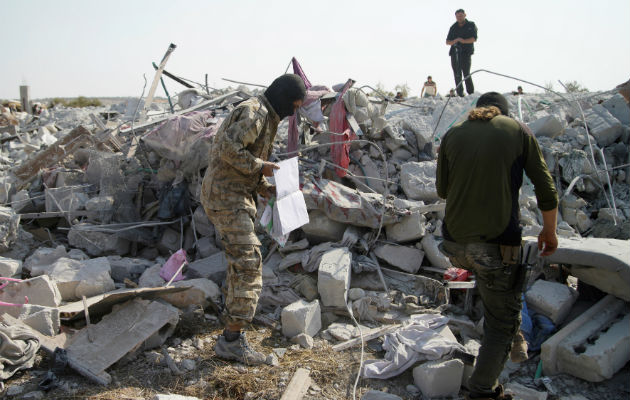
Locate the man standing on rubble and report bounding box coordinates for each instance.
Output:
[437,92,558,400]
[201,74,305,365]
[446,9,477,97]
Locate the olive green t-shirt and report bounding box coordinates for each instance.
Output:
[436,115,558,245]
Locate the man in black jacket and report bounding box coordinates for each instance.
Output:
[446,9,477,96]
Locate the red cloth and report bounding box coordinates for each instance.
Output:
[444,267,472,282]
[330,81,354,177]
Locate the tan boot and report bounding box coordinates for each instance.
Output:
[510,331,528,363]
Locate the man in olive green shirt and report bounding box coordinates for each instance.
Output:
[437,92,558,400]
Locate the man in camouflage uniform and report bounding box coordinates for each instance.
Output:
[201,74,306,365]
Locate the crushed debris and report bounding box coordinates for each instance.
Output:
[0,54,629,399]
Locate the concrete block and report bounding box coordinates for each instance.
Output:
[138,264,165,287]
[528,115,564,138]
[361,390,403,400]
[192,206,214,237]
[68,224,130,256]
[47,257,115,301]
[187,252,228,284]
[541,294,625,376]
[0,256,22,277]
[0,275,61,307]
[0,206,20,252]
[24,245,68,275]
[290,333,314,349]
[412,358,464,398]
[522,237,630,301]
[525,280,578,325]
[385,212,427,242]
[301,210,346,244]
[557,312,629,382]
[195,236,220,258]
[584,104,624,147]
[317,248,352,307]
[504,383,548,400]
[400,161,439,202]
[158,228,181,254]
[358,154,387,194]
[85,195,114,222]
[374,244,424,274]
[107,256,153,282]
[602,93,630,125]
[281,299,322,338]
[6,304,60,336]
[159,278,221,308]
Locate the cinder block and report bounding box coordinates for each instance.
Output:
[525,280,578,324]
[281,299,322,338]
[542,294,625,376]
[374,244,424,274]
[301,210,346,244]
[557,312,630,382]
[317,248,351,307]
[0,275,62,307]
[412,358,464,398]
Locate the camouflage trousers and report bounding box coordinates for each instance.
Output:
[440,240,524,397]
[205,208,262,330]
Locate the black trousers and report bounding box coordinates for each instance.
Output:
[451,52,474,96]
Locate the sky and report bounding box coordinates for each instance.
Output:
[1,0,629,100]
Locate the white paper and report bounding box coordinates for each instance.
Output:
[272,157,309,237]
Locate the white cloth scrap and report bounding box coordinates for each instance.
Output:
[362,314,465,379]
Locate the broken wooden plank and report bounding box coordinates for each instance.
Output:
[332,324,401,352]
[12,125,93,185]
[279,368,311,400]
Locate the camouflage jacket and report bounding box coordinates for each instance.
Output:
[201,95,280,213]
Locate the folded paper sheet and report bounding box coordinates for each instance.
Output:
[272,157,309,239]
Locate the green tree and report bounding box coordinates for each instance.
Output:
[563,80,588,93]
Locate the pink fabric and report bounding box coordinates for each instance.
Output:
[292,57,312,89]
[160,249,188,282]
[330,81,354,177]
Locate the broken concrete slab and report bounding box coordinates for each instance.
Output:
[68,224,130,256]
[85,195,115,223]
[523,237,630,301]
[187,251,228,284]
[192,205,214,237]
[195,236,220,258]
[24,245,68,275]
[66,298,179,385]
[400,161,439,202]
[0,206,20,252]
[525,279,578,325]
[412,358,464,398]
[317,247,352,307]
[4,304,61,336]
[0,275,62,307]
[0,256,22,277]
[281,299,322,338]
[46,257,115,301]
[385,212,427,243]
[374,244,424,274]
[421,234,451,269]
[139,264,166,287]
[541,294,625,377]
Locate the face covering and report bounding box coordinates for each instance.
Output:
[264,74,307,119]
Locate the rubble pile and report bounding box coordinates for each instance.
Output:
[0,70,629,399]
